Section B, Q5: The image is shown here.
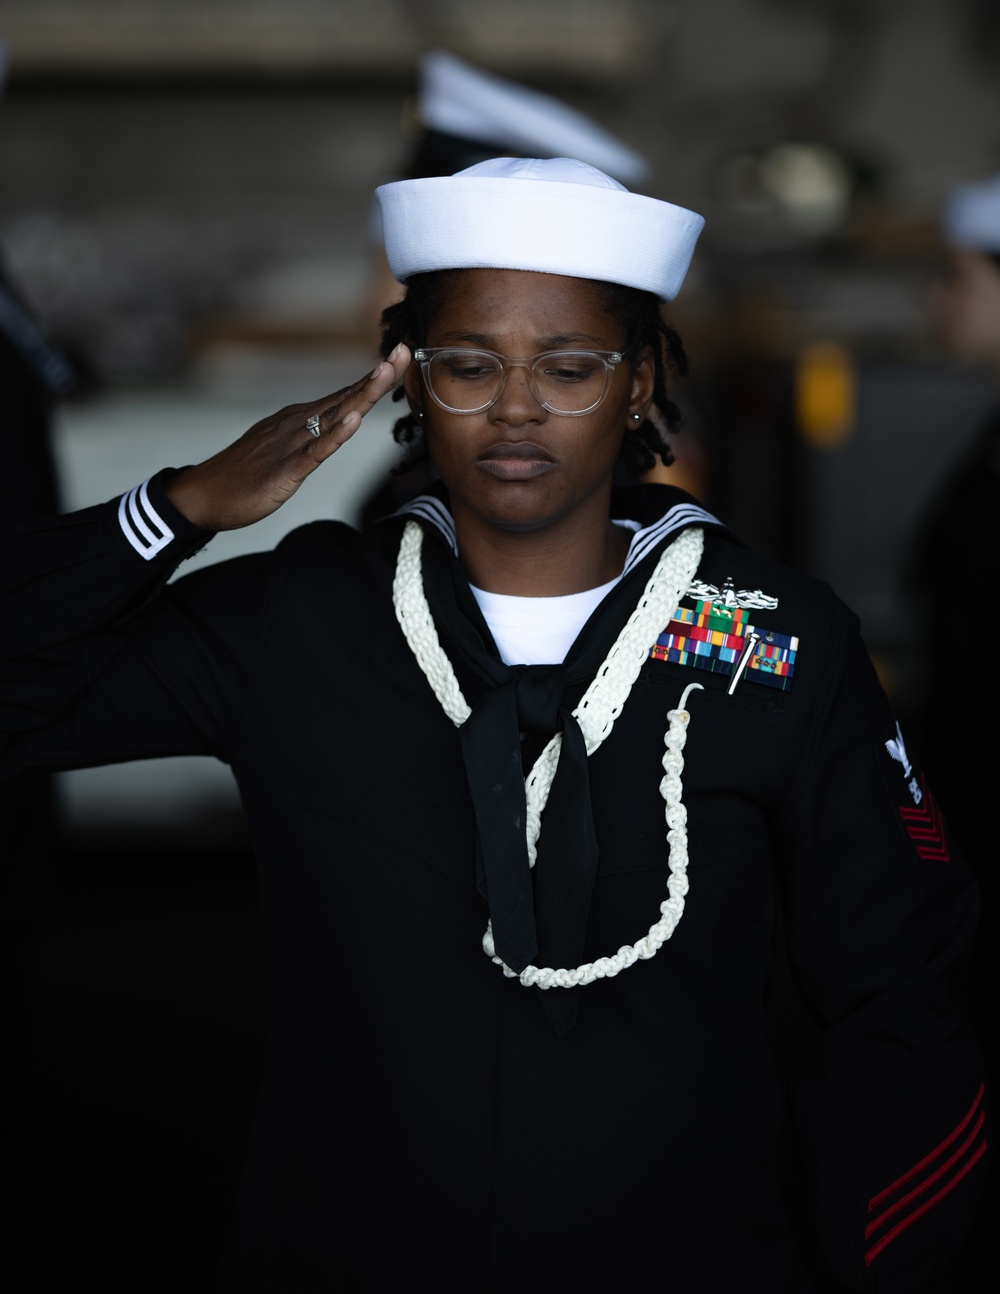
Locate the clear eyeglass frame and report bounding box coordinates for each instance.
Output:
[412,346,626,417]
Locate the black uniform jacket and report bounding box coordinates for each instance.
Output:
[0,473,988,1294]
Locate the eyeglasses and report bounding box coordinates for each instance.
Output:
[412,347,626,416]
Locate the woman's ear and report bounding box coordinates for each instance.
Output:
[628,345,656,424]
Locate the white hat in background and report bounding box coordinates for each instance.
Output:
[416,50,650,185]
[376,155,704,302]
[942,173,1000,254]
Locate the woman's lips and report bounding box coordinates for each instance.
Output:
[476,443,557,480]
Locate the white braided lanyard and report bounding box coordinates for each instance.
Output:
[392,520,705,990]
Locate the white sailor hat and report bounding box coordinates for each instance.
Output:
[942,172,1000,254]
[416,50,649,185]
[376,155,704,303]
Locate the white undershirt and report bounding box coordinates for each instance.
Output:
[470,575,622,665]
[467,522,640,665]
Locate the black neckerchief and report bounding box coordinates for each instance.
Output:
[383,482,735,1034]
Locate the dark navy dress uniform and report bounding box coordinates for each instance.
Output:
[0,474,988,1292]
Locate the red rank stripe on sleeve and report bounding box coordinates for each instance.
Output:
[898,777,951,861]
[864,1084,987,1268]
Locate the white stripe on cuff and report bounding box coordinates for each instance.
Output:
[117,478,175,559]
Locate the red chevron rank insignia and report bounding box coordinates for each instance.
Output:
[898,776,950,861]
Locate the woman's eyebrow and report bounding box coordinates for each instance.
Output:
[538,333,607,348]
[434,331,498,346]
[434,330,608,348]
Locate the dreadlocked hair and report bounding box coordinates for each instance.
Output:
[377,271,689,475]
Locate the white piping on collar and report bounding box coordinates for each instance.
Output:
[394,494,722,574]
[621,502,721,577]
[394,494,458,554]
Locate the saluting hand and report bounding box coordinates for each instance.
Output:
[165,344,411,531]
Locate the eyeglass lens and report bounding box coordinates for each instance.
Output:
[425,351,612,414]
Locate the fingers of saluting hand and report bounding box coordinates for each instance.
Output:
[165,344,413,533]
[300,343,411,462]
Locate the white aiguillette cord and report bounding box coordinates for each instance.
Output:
[392,520,705,990]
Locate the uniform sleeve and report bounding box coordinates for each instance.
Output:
[771,599,988,1293]
[0,470,269,776]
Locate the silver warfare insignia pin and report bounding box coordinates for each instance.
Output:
[685,575,779,611]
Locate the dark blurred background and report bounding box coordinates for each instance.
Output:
[2,1,999,1287]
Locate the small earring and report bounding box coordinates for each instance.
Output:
[631,413,642,422]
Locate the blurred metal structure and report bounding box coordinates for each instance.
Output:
[0,0,669,76]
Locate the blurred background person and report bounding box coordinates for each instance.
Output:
[915,172,1000,849]
[910,171,1000,1115]
[0,33,85,1238]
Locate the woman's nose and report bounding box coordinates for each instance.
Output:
[489,361,546,426]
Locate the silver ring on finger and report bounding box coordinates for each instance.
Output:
[305,413,322,438]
